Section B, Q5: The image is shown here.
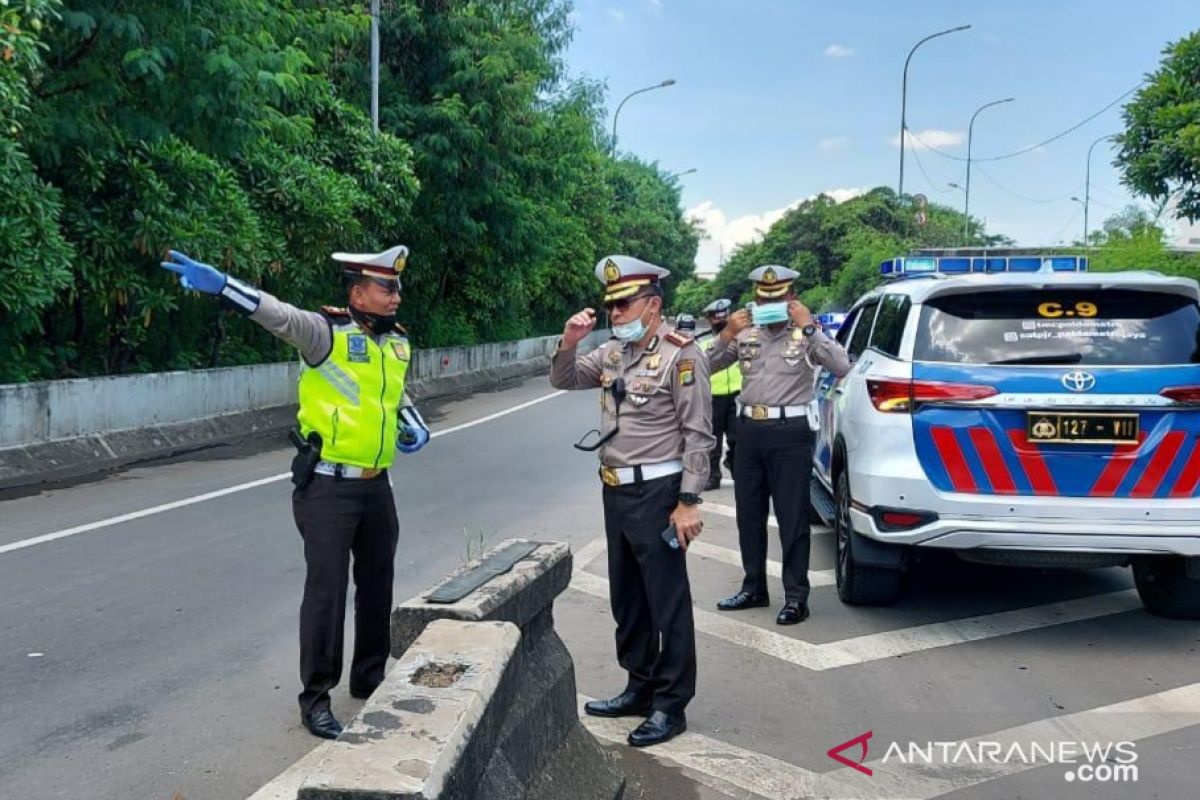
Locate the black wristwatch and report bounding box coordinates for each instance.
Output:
[678,492,703,506]
[801,323,817,337]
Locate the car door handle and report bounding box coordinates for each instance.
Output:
[834,387,845,395]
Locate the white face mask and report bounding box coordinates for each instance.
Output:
[612,300,656,342]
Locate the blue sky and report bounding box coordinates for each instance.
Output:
[564,0,1200,274]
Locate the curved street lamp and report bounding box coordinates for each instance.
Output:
[611,79,676,154]
[1083,134,1116,247]
[668,168,697,180]
[898,25,971,197]
[963,96,1015,243]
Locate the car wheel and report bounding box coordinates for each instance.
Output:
[835,468,902,606]
[1133,555,1200,619]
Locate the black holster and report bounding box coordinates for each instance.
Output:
[289,429,323,490]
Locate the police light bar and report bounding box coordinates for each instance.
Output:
[880,254,1088,278]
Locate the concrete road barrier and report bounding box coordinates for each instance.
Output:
[0,331,608,489]
[248,539,625,800]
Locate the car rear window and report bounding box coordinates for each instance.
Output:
[913,288,1200,366]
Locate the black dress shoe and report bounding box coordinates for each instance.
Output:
[628,710,687,748]
[776,601,810,625]
[584,690,653,718]
[350,683,378,700]
[716,591,769,611]
[302,708,344,740]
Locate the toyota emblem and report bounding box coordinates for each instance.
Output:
[1061,370,1096,393]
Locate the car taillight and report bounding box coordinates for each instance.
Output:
[867,379,998,413]
[872,507,939,531]
[1161,386,1200,404]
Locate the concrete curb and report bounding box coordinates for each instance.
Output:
[248,540,625,800]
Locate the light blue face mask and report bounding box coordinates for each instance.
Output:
[751,302,789,327]
[612,317,648,342]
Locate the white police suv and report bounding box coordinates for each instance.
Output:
[810,251,1200,618]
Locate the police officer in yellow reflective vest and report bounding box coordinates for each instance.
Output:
[698,299,742,491]
[161,246,430,740]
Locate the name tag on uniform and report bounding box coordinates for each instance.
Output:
[390,340,410,361]
[347,335,370,363]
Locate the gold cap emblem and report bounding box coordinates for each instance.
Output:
[603,259,621,283]
[762,267,778,283]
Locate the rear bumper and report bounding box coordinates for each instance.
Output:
[849,508,1200,557]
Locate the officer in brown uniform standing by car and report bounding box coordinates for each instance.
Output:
[707,265,851,625]
[551,255,714,748]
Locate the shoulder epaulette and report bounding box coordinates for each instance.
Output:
[319,305,351,319]
[665,330,693,347]
[393,322,409,336]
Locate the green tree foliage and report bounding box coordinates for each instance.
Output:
[672,187,1010,314]
[1116,31,1200,222]
[1087,205,1200,277]
[1,0,697,382]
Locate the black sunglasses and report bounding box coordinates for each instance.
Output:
[574,378,626,451]
[604,293,654,314]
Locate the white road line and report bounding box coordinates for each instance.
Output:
[578,695,822,800]
[705,500,776,528]
[570,567,1142,671]
[835,680,1200,800]
[576,683,1200,800]
[817,590,1143,670]
[0,389,568,557]
[575,535,834,587]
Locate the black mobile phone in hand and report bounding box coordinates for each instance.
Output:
[660,524,680,550]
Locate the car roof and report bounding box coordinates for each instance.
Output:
[854,270,1200,308]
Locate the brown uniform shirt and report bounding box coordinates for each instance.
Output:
[707,323,852,407]
[250,291,413,405]
[550,322,715,495]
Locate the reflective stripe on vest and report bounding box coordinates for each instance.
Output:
[297,322,411,469]
[701,335,742,396]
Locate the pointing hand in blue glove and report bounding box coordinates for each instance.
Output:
[160,250,228,295]
[397,424,430,455]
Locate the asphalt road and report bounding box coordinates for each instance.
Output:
[2,374,1198,800]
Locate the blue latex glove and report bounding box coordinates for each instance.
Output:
[397,424,430,454]
[160,250,228,294]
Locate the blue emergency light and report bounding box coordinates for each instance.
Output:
[814,312,847,334]
[881,254,1088,278]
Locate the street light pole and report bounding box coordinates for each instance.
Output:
[668,168,697,180]
[1070,196,1087,245]
[948,182,967,244]
[898,24,971,198]
[370,0,380,136]
[611,79,676,155]
[1083,134,1115,247]
[964,96,1014,245]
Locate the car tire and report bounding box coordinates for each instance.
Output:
[835,468,902,606]
[1132,555,1200,619]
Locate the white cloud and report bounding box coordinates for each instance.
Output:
[687,188,867,275]
[823,43,855,58]
[819,136,850,151]
[607,7,625,23]
[890,128,965,151]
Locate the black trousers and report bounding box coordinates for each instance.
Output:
[602,473,697,716]
[292,472,399,715]
[708,392,739,480]
[733,416,815,603]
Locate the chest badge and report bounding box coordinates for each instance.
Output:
[347,334,370,363]
[390,340,410,361]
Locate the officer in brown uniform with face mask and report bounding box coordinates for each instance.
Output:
[551,255,714,748]
[707,265,851,625]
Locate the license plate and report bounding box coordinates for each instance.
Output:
[1026,412,1139,445]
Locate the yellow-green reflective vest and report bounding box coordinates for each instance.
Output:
[297,315,411,469]
[701,334,743,396]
